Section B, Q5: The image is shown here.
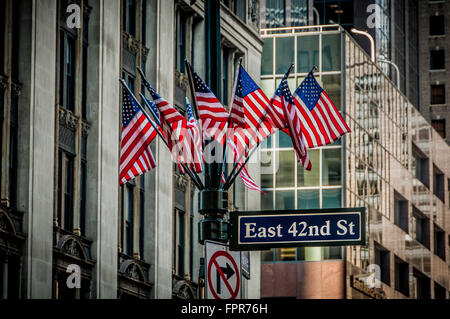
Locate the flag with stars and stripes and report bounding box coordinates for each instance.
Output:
[119,87,157,185]
[293,70,350,148]
[181,97,203,173]
[274,74,312,170]
[143,82,187,157]
[187,63,229,144]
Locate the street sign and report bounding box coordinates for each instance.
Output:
[241,251,250,280]
[205,241,241,299]
[230,207,365,251]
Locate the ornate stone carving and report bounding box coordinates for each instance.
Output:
[119,259,147,283]
[175,173,188,191]
[174,70,188,91]
[142,46,149,63]
[81,121,90,136]
[249,0,260,28]
[173,280,196,299]
[62,238,82,258]
[59,107,79,131]
[0,210,15,234]
[11,82,22,97]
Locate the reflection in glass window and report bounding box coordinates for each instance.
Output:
[297,35,319,73]
[276,190,295,210]
[275,247,296,261]
[322,188,341,208]
[276,37,294,74]
[261,151,274,188]
[262,38,274,75]
[261,190,274,210]
[290,0,308,26]
[260,78,275,97]
[322,74,341,110]
[265,0,286,28]
[297,149,319,187]
[322,34,341,72]
[276,150,295,187]
[297,190,319,209]
[278,130,293,148]
[322,148,341,186]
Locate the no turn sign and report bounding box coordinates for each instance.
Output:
[205,241,241,299]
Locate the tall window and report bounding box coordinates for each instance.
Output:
[433,165,445,202]
[57,150,75,231]
[125,184,134,256]
[375,244,390,286]
[431,119,446,139]
[429,15,444,36]
[412,206,430,248]
[430,50,445,70]
[394,257,409,297]
[59,29,76,111]
[0,1,5,74]
[394,191,408,232]
[412,145,429,188]
[175,9,187,73]
[174,208,185,277]
[139,175,145,259]
[434,225,445,261]
[9,96,18,208]
[431,84,445,105]
[412,268,431,299]
[123,0,137,37]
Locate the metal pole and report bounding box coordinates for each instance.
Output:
[197,0,229,245]
[378,59,401,89]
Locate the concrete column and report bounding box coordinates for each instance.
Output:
[2,257,8,299]
[150,0,175,299]
[85,0,121,298]
[17,0,57,299]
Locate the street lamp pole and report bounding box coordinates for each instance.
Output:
[198,0,229,245]
[350,28,375,63]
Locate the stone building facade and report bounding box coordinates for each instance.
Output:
[0,0,263,299]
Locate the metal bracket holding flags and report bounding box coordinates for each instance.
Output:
[229,207,366,251]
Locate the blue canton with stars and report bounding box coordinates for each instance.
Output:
[235,65,260,98]
[276,77,294,104]
[122,88,140,127]
[186,97,195,120]
[144,96,160,125]
[295,71,324,111]
[193,71,213,94]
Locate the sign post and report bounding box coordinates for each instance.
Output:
[230,207,365,251]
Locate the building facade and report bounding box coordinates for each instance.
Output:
[258,25,450,299]
[417,0,450,144]
[0,0,263,299]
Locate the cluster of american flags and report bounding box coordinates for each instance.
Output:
[119,63,350,193]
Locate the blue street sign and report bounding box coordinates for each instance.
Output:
[230,208,365,251]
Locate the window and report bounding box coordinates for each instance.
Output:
[125,184,134,256]
[174,208,185,277]
[265,0,286,28]
[57,150,75,231]
[431,119,446,139]
[412,268,431,299]
[433,165,445,202]
[434,225,445,260]
[0,0,5,74]
[276,37,294,74]
[412,206,430,248]
[434,282,446,299]
[175,9,187,73]
[429,15,445,36]
[222,47,230,104]
[430,50,445,70]
[394,257,409,297]
[375,244,390,286]
[234,0,246,22]
[139,176,145,259]
[262,38,274,75]
[59,30,76,111]
[80,136,87,236]
[412,145,429,188]
[123,0,136,37]
[394,191,408,232]
[322,148,341,186]
[9,96,18,208]
[431,84,446,104]
[11,1,20,80]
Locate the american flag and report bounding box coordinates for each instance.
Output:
[293,71,350,148]
[274,75,311,170]
[119,87,157,185]
[229,65,284,148]
[145,83,187,157]
[188,64,229,143]
[181,98,203,173]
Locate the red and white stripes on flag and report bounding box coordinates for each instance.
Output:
[293,71,350,149]
[180,99,203,173]
[273,76,311,170]
[119,88,157,185]
[187,63,229,144]
[147,86,187,158]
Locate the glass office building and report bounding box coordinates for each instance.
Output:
[259,25,450,299]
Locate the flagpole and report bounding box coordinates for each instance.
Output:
[120,79,204,190]
[222,142,259,190]
[135,68,205,190]
[222,64,295,189]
